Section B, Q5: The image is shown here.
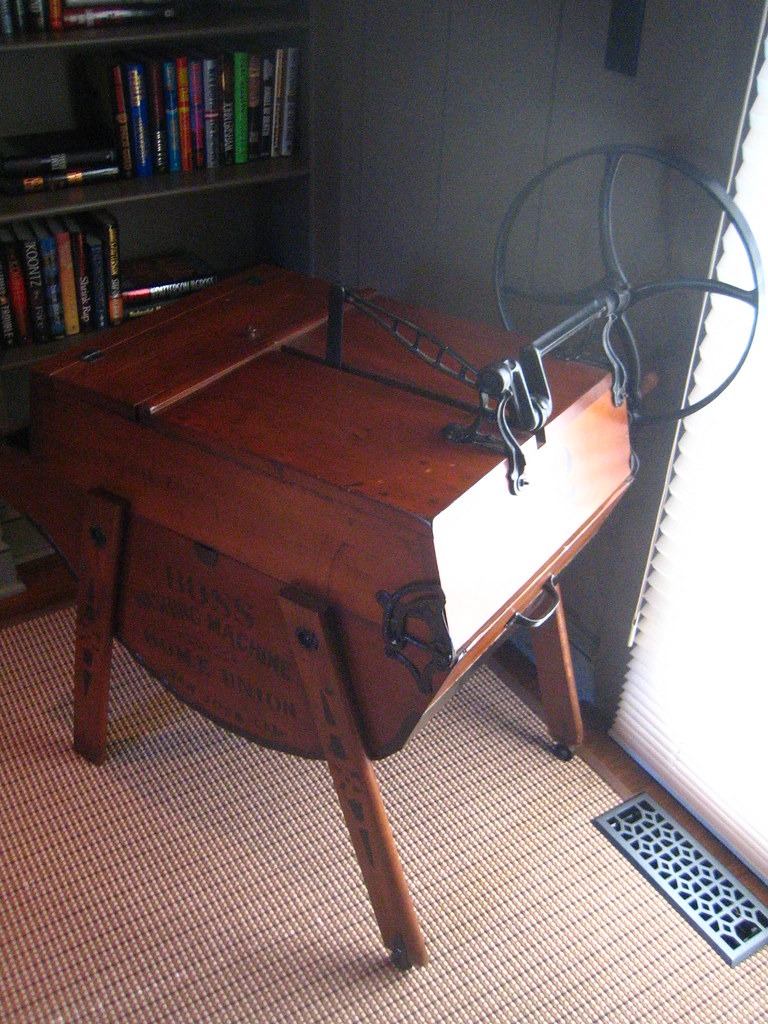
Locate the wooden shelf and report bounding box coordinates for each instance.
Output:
[0,5,308,53]
[0,158,310,224]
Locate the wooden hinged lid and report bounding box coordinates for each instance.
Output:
[33,265,331,421]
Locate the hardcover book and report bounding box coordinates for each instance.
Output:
[187,56,206,170]
[85,231,109,330]
[0,132,117,176]
[232,51,250,165]
[32,221,65,339]
[176,55,193,172]
[145,59,170,174]
[125,60,153,178]
[247,53,262,161]
[202,56,221,168]
[47,218,80,336]
[219,53,235,167]
[162,58,182,173]
[109,62,135,178]
[64,216,94,334]
[279,47,300,157]
[13,221,49,343]
[120,251,217,307]
[0,227,31,345]
[88,210,123,326]
[259,52,275,158]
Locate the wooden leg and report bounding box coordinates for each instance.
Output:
[528,582,584,755]
[279,586,428,968]
[73,490,127,765]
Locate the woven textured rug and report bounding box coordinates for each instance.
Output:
[1,607,766,1023]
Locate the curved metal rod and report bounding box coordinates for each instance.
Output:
[494,144,764,427]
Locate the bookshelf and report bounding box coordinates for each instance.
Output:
[0,0,313,433]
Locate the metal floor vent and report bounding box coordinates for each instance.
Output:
[594,793,768,966]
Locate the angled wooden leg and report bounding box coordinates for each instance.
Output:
[73,490,127,765]
[279,586,428,968]
[528,581,583,758]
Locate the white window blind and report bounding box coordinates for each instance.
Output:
[611,23,768,885]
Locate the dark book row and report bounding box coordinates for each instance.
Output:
[0,212,217,349]
[1,0,177,37]
[0,45,300,196]
[108,45,300,177]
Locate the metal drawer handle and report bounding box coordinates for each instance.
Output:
[510,577,560,629]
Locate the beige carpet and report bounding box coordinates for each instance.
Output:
[1,606,766,1023]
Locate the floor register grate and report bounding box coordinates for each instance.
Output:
[594,793,768,966]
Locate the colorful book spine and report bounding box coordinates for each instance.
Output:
[247,54,262,161]
[125,61,153,178]
[202,56,221,168]
[232,51,250,165]
[162,58,182,173]
[1,1,14,38]
[47,0,63,31]
[219,53,235,166]
[85,232,108,330]
[259,53,275,158]
[279,47,300,157]
[32,221,65,338]
[1,167,119,194]
[145,59,169,174]
[48,218,80,336]
[65,217,93,334]
[176,56,193,172]
[0,250,16,347]
[14,221,49,343]
[89,210,122,326]
[270,47,285,159]
[187,56,205,170]
[0,227,31,344]
[110,62,134,178]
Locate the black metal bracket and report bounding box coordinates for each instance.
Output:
[376,581,455,695]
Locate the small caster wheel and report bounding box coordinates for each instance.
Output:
[553,742,574,762]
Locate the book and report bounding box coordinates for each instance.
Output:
[145,59,169,174]
[64,216,94,333]
[202,56,221,168]
[161,58,182,173]
[247,54,262,161]
[219,53,235,167]
[48,0,63,31]
[88,210,122,326]
[0,246,17,347]
[120,252,217,307]
[270,47,285,158]
[85,231,108,330]
[124,60,153,178]
[278,47,299,157]
[175,55,193,171]
[109,62,134,178]
[47,218,80,336]
[232,51,250,165]
[27,0,46,31]
[14,221,49,343]
[32,221,65,338]
[1,166,120,194]
[0,227,31,345]
[62,5,176,28]
[259,52,275,158]
[0,132,117,176]
[187,56,205,170]
[1,1,14,38]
